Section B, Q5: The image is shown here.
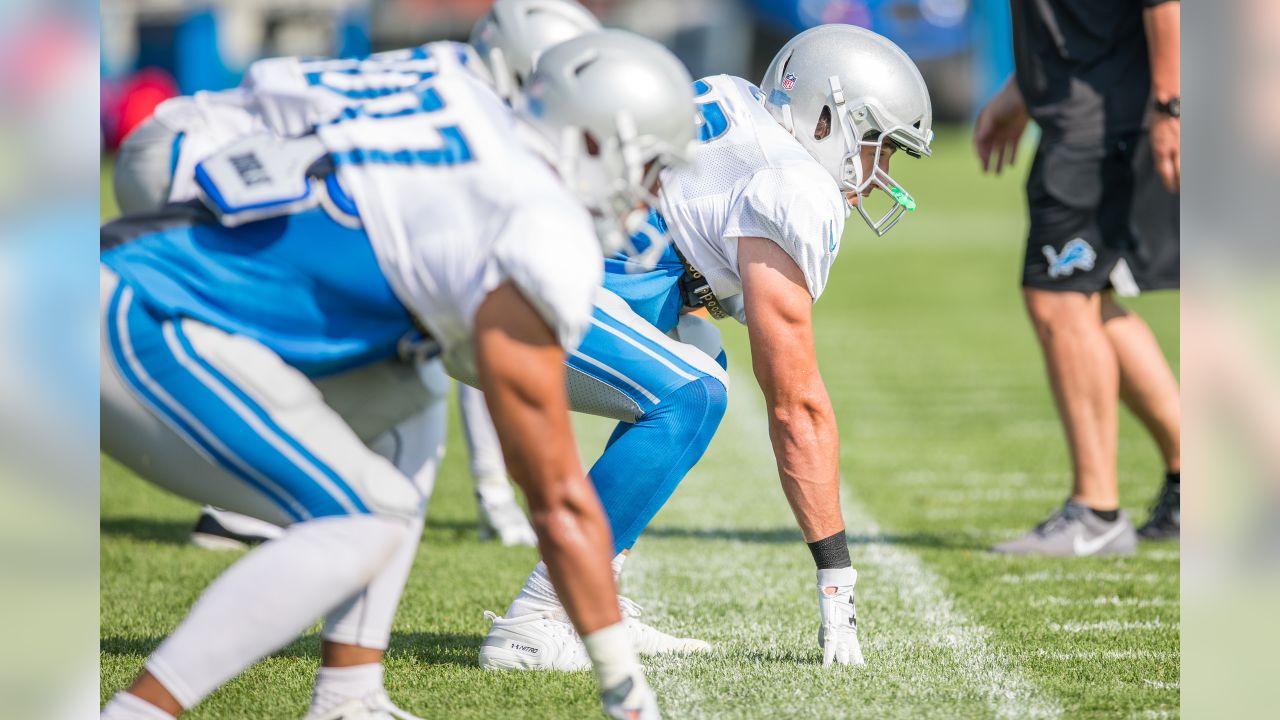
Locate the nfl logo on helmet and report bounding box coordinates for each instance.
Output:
[782,73,797,90]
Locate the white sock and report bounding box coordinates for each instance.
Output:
[100,692,173,719]
[506,553,629,618]
[146,515,409,708]
[308,663,385,715]
[505,561,562,617]
[582,622,642,691]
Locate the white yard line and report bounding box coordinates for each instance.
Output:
[671,372,1064,720]
[1048,619,1172,633]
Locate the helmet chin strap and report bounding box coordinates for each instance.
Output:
[827,75,863,191]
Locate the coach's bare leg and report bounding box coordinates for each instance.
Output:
[1024,289,1121,510]
[1101,294,1181,473]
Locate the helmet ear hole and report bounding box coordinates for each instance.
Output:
[814,105,832,141]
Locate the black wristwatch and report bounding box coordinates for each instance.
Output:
[1153,96,1180,118]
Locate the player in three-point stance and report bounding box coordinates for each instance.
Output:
[100,31,696,720]
[477,23,936,670]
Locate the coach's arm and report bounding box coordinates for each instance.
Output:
[739,236,844,542]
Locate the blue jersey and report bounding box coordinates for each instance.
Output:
[101,208,412,378]
[603,212,685,334]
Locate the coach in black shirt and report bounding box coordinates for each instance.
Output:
[975,0,1181,555]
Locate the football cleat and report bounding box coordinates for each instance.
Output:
[601,671,661,720]
[618,596,711,656]
[1137,477,1180,541]
[301,691,423,720]
[992,499,1138,556]
[479,609,591,671]
[190,507,281,551]
[476,482,538,547]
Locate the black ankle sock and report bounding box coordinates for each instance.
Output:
[1089,507,1120,522]
[1166,471,1180,487]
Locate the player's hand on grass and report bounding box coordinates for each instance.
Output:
[974,76,1030,175]
[816,567,865,666]
[1149,113,1180,193]
[601,671,661,720]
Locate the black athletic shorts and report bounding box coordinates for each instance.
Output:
[1022,133,1179,294]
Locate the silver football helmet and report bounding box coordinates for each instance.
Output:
[469,0,600,102]
[761,24,933,236]
[518,30,697,257]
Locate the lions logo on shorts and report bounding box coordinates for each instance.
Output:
[1043,237,1097,279]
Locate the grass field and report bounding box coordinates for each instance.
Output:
[100,128,1179,718]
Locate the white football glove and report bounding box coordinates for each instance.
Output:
[600,670,661,720]
[816,566,866,666]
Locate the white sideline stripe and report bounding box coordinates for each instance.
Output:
[1048,619,1171,633]
[726,371,1063,720]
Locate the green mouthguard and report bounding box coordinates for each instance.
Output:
[889,186,916,212]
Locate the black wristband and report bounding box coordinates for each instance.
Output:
[807,531,851,570]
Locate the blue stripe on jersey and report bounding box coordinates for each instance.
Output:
[169,131,186,179]
[323,87,445,126]
[101,208,412,378]
[106,283,310,522]
[329,126,472,167]
[602,210,685,332]
[324,173,360,217]
[167,322,370,514]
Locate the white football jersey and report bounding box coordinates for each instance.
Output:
[659,74,849,322]
[151,89,269,204]
[151,42,480,203]
[243,42,477,137]
[315,71,602,381]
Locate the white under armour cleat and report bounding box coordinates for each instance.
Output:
[476,483,538,547]
[619,596,711,656]
[478,610,591,671]
[601,671,661,720]
[302,691,423,720]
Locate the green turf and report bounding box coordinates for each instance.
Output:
[100,128,1179,718]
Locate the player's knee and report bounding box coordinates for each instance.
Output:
[662,375,728,431]
[353,454,426,522]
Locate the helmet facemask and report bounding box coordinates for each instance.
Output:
[818,77,927,237]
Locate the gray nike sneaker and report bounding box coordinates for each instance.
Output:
[992,499,1137,557]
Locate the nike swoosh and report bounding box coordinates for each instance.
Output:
[1072,522,1128,556]
[828,224,838,252]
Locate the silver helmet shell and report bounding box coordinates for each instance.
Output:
[519,29,697,257]
[469,0,600,102]
[761,24,933,236]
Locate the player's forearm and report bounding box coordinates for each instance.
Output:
[1144,2,1180,103]
[765,390,844,542]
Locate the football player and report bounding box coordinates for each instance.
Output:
[113,41,539,550]
[478,23,933,669]
[99,30,695,720]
